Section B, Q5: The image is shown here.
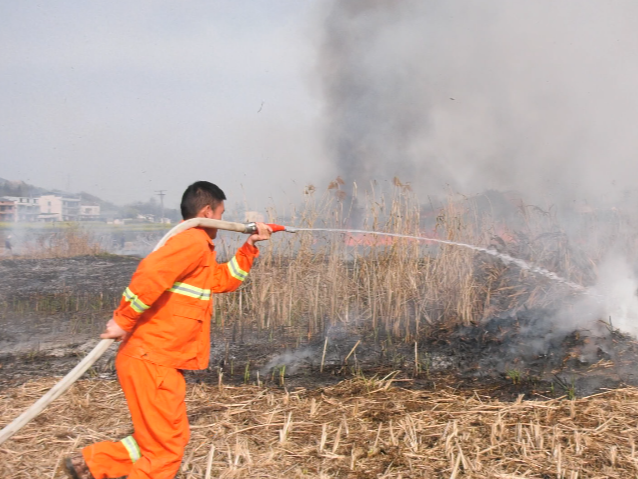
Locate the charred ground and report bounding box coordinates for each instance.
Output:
[1,255,637,400]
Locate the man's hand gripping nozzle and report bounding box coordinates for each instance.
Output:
[243,223,296,234]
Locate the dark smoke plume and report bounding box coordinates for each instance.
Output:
[320,0,441,191]
[319,1,638,206]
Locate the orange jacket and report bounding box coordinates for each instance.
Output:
[114,227,259,370]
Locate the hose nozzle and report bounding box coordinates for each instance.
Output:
[244,223,294,234]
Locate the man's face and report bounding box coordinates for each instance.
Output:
[203,201,225,239]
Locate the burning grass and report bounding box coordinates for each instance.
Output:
[2,376,638,478]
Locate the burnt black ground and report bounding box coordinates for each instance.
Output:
[0,254,140,295]
[1,255,638,400]
[0,255,139,356]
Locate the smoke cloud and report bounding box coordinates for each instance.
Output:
[583,255,638,336]
[319,0,638,206]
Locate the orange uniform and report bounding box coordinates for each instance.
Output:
[82,227,259,479]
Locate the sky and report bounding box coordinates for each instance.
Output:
[0,1,326,211]
[3,1,638,212]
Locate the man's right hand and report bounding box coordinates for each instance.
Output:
[101,317,129,341]
[246,222,272,246]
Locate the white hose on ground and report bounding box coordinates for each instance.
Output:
[0,339,115,445]
[0,217,251,446]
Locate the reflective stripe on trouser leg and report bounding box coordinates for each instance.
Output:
[120,436,142,463]
[116,354,190,479]
[82,356,189,479]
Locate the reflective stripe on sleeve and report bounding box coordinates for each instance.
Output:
[228,256,248,281]
[167,282,211,300]
[120,435,142,463]
[122,287,150,314]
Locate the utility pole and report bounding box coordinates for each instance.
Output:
[155,190,166,223]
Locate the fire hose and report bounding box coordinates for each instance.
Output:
[0,218,293,446]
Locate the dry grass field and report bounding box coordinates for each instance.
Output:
[2,376,638,478]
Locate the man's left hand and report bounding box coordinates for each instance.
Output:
[101,318,129,341]
[247,222,272,246]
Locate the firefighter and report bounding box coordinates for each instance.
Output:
[64,181,271,479]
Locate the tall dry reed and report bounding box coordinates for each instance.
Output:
[3,181,625,343]
[214,180,609,342]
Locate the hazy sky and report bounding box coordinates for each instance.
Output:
[3,1,638,212]
[0,1,325,210]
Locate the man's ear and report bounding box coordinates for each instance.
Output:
[197,204,212,218]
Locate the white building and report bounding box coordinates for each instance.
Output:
[39,195,81,221]
[80,204,101,221]
[3,197,40,222]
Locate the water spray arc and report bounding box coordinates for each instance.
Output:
[294,228,589,294]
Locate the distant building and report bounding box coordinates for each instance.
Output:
[80,204,101,221]
[137,214,156,222]
[0,198,16,222]
[39,195,81,221]
[3,196,40,222]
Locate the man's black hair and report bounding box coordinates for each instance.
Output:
[180,181,226,219]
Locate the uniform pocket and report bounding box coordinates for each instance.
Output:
[172,302,206,319]
[163,302,205,354]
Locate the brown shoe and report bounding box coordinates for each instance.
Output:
[63,454,95,479]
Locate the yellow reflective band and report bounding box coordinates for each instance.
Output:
[122,287,150,314]
[228,256,248,281]
[167,282,211,300]
[121,435,141,463]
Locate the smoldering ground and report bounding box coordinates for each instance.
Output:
[3,248,638,398]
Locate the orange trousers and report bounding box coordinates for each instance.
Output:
[82,354,190,479]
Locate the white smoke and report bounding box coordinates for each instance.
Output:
[547,254,638,336]
[261,348,316,376]
[591,256,638,336]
